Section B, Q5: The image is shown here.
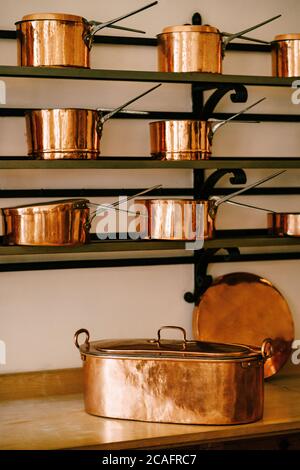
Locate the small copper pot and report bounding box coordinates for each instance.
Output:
[268,212,300,237]
[74,325,273,425]
[2,199,90,246]
[271,34,300,77]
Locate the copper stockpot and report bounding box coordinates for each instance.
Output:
[25,84,161,160]
[2,199,90,246]
[15,3,157,68]
[271,34,300,77]
[149,98,265,161]
[268,212,300,237]
[157,16,280,73]
[74,325,273,425]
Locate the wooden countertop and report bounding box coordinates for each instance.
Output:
[1,369,300,450]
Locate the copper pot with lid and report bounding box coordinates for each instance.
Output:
[157,15,280,73]
[15,2,157,68]
[272,34,300,77]
[74,325,273,425]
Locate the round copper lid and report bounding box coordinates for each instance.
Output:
[3,198,89,215]
[273,33,300,41]
[16,13,84,24]
[193,272,294,378]
[76,326,261,360]
[160,25,220,35]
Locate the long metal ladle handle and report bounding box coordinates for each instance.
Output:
[86,1,158,46]
[222,14,281,50]
[210,97,266,137]
[212,170,286,209]
[222,32,270,45]
[223,199,275,213]
[98,84,161,125]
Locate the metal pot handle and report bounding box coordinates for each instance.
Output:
[84,1,157,49]
[74,328,90,350]
[157,326,187,349]
[261,338,274,360]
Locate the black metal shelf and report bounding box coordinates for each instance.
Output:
[0,65,297,87]
[0,157,299,170]
[0,29,271,52]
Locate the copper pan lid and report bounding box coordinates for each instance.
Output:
[75,325,264,361]
[193,272,294,378]
[16,13,84,24]
[273,33,300,41]
[160,25,220,35]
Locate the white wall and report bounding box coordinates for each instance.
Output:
[0,0,299,372]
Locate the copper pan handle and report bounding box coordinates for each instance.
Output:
[261,338,274,360]
[221,14,281,53]
[84,1,158,47]
[157,326,187,349]
[74,329,90,350]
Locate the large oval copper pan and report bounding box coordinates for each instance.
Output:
[193,272,294,378]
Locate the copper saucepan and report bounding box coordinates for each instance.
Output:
[135,171,285,240]
[225,200,300,237]
[157,15,280,73]
[271,34,300,77]
[25,84,161,160]
[150,98,265,161]
[1,185,160,246]
[74,325,273,425]
[15,2,157,68]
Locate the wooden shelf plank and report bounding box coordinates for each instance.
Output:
[0,65,298,86]
[0,158,299,169]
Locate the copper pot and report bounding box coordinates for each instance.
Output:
[268,212,300,237]
[25,85,160,160]
[271,34,300,77]
[135,171,284,241]
[74,325,273,425]
[157,16,280,73]
[149,97,264,160]
[2,199,90,246]
[15,3,157,68]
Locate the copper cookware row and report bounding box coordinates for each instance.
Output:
[25,84,161,160]
[271,34,300,77]
[16,2,157,68]
[150,98,265,161]
[74,325,273,425]
[157,15,280,73]
[1,185,161,246]
[135,171,285,241]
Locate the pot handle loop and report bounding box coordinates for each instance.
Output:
[261,338,274,360]
[157,326,187,350]
[74,328,90,350]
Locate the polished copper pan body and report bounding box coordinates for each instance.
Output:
[25,109,100,160]
[268,212,300,237]
[157,25,222,73]
[272,34,300,77]
[150,120,214,160]
[2,199,90,246]
[16,14,91,68]
[136,199,215,240]
[75,326,272,425]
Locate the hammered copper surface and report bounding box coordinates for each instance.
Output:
[81,355,264,425]
[272,35,300,77]
[2,199,90,246]
[16,14,90,68]
[193,273,295,378]
[268,212,300,237]
[157,25,222,73]
[150,120,213,160]
[26,109,100,160]
[136,199,215,240]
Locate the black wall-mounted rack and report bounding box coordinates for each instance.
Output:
[0,12,299,299]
